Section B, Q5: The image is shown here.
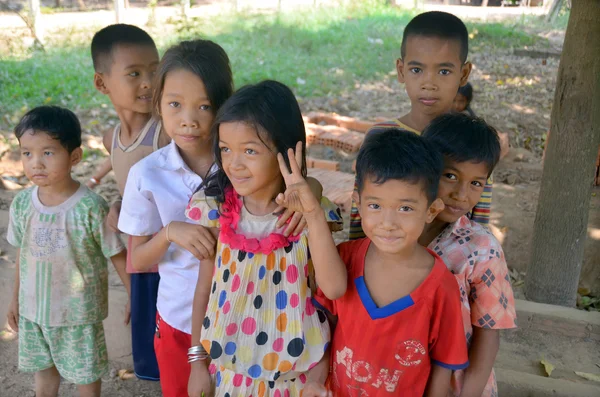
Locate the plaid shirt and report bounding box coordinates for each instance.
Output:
[428,215,517,397]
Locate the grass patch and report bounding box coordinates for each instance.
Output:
[0,2,543,130]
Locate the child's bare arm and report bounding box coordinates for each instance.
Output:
[87,158,112,188]
[190,256,215,348]
[102,128,113,154]
[130,223,217,271]
[106,200,121,233]
[275,176,323,237]
[303,346,332,397]
[424,364,452,397]
[304,209,347,299]
[459,327,499,397]
[7,250,20,332]
[276,144,347,299]
[109,250,131,325]
[109,250,131,295]
[188,252,217,397]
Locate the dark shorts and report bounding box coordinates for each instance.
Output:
[130,272,160,381]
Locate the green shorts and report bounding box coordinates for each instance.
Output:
[18,316,108,385]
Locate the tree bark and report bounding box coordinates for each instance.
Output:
[524,0,600,306]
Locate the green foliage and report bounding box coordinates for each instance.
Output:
[0,2,543,130]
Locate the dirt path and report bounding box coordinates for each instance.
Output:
[3,5,599,394]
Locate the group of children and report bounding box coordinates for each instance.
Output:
[5,10,516,397]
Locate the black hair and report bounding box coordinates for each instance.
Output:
[91,24,157,72]
[457,82,473,104]
[14,106,82,153]
[356,128,443,204]
[401,11,469,63]
[153,39,233,120]
[457,82,476,116]
[422,113,500,176]
[202,80,307,203]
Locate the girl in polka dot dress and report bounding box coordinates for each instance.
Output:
[185,80,345,397]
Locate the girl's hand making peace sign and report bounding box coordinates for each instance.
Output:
[275,141,321,216]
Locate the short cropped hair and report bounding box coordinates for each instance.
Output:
[356,128,443,203]
[14,106,82,153]
[91,24,156,72]
[401,11,469,63]
[422,113,500,176]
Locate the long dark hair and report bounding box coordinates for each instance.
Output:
[152,39,233,119]
[202,80,307,203]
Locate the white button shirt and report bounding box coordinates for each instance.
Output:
[119,140,209,334]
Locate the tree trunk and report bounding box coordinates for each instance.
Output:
[524,0,600,306]
[28,0,43,43]
[114,0,124,22]
[545,0,563,22]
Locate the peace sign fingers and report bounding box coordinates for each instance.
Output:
[277,141,304,186]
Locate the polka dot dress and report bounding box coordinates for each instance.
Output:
[186,190,342,396]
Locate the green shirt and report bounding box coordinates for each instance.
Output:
[7,184,125,326]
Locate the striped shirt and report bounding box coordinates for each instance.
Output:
[7,185,124,326]
[349,119,493,240]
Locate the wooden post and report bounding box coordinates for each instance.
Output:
[28,0,43,43]
[114,0,125,23]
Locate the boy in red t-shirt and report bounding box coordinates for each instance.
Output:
[278,129,469,397]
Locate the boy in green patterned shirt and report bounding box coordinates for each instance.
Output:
[5,106,130,397]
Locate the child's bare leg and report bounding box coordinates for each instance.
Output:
[77,379,101,397]
[34,366,61,397]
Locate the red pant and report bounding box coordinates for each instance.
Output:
[154,313,191,397]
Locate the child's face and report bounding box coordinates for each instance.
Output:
[354,178,443,255]
[453,93,468,113]
[218,121,282,200]
[94,44,159,115]
[160,69,214,154]
[19,130,81,188]
[436,159,489,223]
[397,36,471,118]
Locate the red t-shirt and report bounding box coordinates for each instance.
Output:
[314,238,469,396]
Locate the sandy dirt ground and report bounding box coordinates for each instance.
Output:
[1,3,599,395]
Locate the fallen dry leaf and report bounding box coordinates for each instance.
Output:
[578,287,592,296]
[540,358,555,377]
[575,372,600,383]
[117,369,136,380]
